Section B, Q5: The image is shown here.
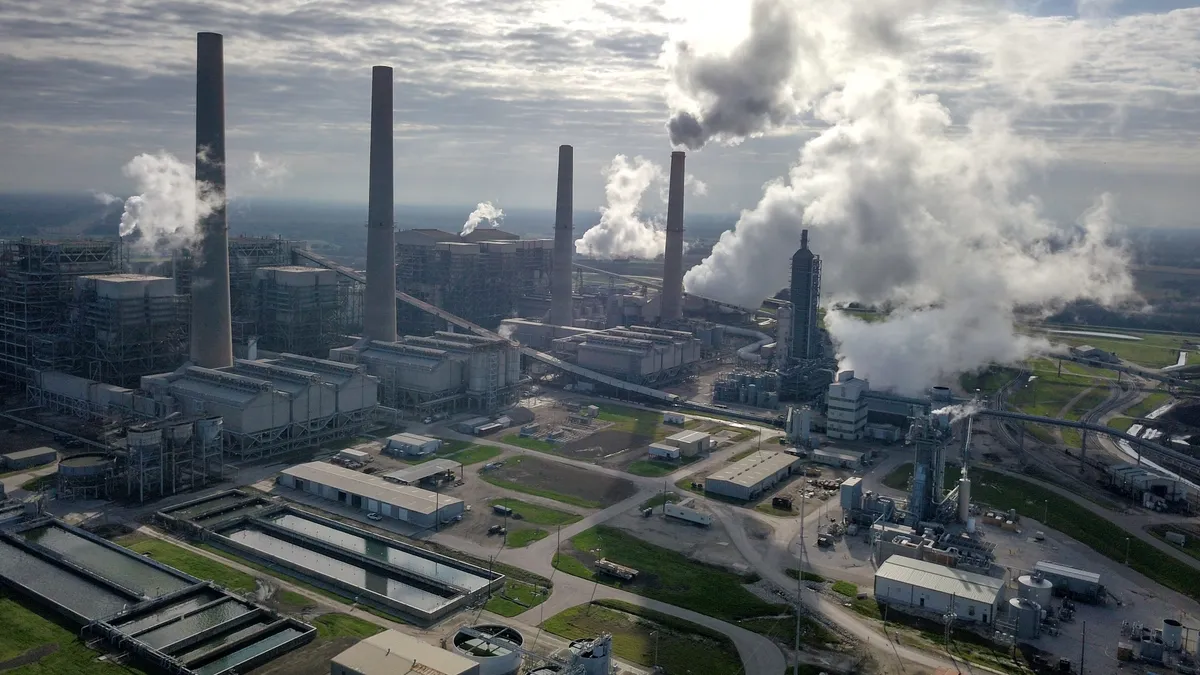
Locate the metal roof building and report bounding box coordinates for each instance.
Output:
[278,462,463,528]
[704,451,801,500]
[384,459,464,485]
[1034,561,1104,601]
[874,556,1005,624]
[665,430,712,456]
[1,447,57,470]
[331,629,480,675]
[383,432,442,457]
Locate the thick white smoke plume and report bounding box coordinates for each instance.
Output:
[678,0,1136,393]
[575,155,666,260]
[118,151,222,256]
[460,201,505,236]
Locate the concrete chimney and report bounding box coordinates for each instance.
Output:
[190,32,233,369]
[661,150,686,321]
[550,144,574,326]
[363,66,397,342]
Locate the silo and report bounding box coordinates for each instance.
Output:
[506,345,521,386]
[1008,598,1041,640]
[1018,574,1053,608]
[958,470,971,524]
[468,349,488,393]
[1163,619,1183,650]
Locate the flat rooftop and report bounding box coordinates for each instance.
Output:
[706,451,799,488]
[666,430,710,444]
[387,432,439,446]
[280,462,462,515]
[385,459,462,485]
[1035,561,1101,585]
[333,630,477,675]
[876,556,1004,605]
[2,447,56,461]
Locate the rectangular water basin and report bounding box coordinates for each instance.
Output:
[194,501,273,527]
[116,590,226,635]
[266,512,492,592]
[223,527,456,612]
[20,524,192,598]
[0,540,135,620]
[192,626,308,675]
[172,619,275,663]
[172,495,251,520]
[135,599,255,650]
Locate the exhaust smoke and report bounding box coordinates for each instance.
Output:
[117,151,223,257]
[575,155,665,260]
[676,0,1137,393]
[460,201,505,236]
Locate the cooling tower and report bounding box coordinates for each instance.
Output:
[190,32,234,368]
[364,66,397,342]
[550,145,574,326]
[661,150,686,321]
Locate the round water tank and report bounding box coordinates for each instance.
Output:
[1008,598,1041,640]
[1164,619,1183,650]
[58,453,115,477]
[1018,574,1054,608]
[526,668,561,675]
[452,624,524,675]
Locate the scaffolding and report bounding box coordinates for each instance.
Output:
[0,238,120,383]
[174,236,293,343]
[75,275,189,387]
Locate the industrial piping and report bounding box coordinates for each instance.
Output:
[190,31,234,369]
[364,66,397,342]
[661,151,685,322]
[550,145,574,326]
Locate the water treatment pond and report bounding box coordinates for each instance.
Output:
[173,619,275,664]
[192,627,306,675]
[225,528,454,611]
[267,513,490,591]
[117,591,224,635]
[21,525,191,598]
[136,599,255,649]
[173,494,250,519]
[0,540,134,619]
[194,501,272,527]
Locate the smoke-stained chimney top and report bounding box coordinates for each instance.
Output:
[801,229,808,250]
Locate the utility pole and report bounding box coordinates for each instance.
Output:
[1080,621,1086,675]
[795,477,807,675]
[1125,538,1131,565]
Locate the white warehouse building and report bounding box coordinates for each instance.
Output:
[705,451,801,501]
[826,371,869,440]
[383,433,442,457]
[874,556,1005,624]
[278,461,464,528]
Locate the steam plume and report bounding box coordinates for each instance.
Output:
[679,2,1136,394]
[575,155,665,259]
[460,201,505,236]
[118,151,223,256]
[249,151,289,186]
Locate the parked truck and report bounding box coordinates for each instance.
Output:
[664,503,713,527]
[595,559,638,581]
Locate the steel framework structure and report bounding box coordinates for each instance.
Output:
[253,272,344,357]
[0,239,120,382]
[75,279,189,387]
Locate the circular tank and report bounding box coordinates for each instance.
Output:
[1008,598,1041,640]
[1164,619,1183,650]
[1018,574,1054,608]
[58,453,115,477]
[527,668,562,675]
[452,624,524,675]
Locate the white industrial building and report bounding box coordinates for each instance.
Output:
[1107,462,1189,507]
[331,629,480,675]
[140,354,378,460]
[811,448,864,468]
[664,430,711,457]
[827,371,869,440]
[383,432,442,457]
[330,331,520,415]
[705,451,801,500]
[874,556,1005,624]
[278,462,464,528]
[547,325,702,386]
[648,442,681,460]
[1,447,57,471]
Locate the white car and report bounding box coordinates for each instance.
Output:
[367,512,382,521]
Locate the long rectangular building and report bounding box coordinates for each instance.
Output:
[278,462,463,527]
[874,556,1004,624]
[704,451,801,500]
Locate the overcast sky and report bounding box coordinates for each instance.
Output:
[0,0,1197,225]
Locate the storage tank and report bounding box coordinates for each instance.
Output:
[570,635,613,675]
[1018,574,1054,608]
[958,470,971,524]
[527,668,561,675]
[58,453,115,478]
[1008,598,1041,640]
[1163,619,1183,650]
[452,624,524,675]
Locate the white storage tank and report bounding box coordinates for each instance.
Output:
[1008,598,1041,640]
[1018,574,1054,608]
[570,635,613,675]
[1164,618,1184,650]
[452,624,523,675]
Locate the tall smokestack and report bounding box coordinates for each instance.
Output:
[364,66,397,342]
[190,32,233,369]
[550,145,574,326]
[661,151,686,321]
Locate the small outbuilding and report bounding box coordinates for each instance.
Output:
[648,442,681,460]
[331,629,480,675]
[384,459,464,486]
[383,433,442,457]
[664,430,712,457]
[1,447,57,471]
[812,448,864,469]
[874,556,1004,624]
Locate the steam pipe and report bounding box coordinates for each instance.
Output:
[190,31,233,368]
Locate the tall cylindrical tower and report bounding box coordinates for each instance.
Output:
[364,66,397,342]
[661,151,686,321]
[550,145,574,326]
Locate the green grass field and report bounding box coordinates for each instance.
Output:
[489,498,581,526]
[553,526,787,625]
[626,459,681,477]
[832,580,857,597]
[505,529,549,547]
[480,462,602,509]
[484,579,550,617]
[0,592,145,673]
[958,366,1022,395]
[312,613,383,640]
[405,440,502,466]
[501,434,558,453]
[542,600,742,675]
[1008,368,1097,418]
[1036,327,1196,368]
[1125,391,1173,419]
